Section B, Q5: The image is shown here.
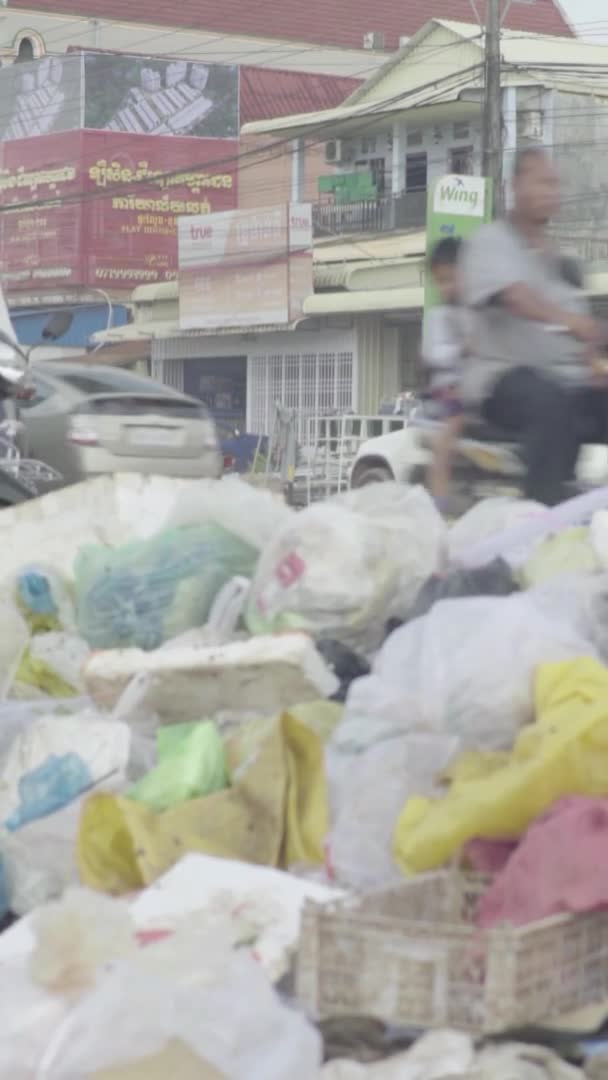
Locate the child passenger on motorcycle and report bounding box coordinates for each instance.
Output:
[422,236,472,505]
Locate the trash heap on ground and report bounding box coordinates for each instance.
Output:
[5,473,608,1075]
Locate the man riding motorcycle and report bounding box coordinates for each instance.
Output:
[460,146,606,507]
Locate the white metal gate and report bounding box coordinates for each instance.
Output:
[247,349,355,439]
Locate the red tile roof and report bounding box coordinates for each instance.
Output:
[240,67,360,124]
[11,0,574,51]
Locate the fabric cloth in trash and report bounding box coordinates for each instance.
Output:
[245,483,445,653]
[78,710,328,894]
[344,593,595,756]
[394,658,608,874]
[75,524,258,651]
[478,797,608,929]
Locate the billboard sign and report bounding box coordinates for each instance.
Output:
[0,130,238,292]
[83,52,239,139]
[0,54,83,142]
[425,173,493,309]
[178,204,313,330]
[0,51,240,143]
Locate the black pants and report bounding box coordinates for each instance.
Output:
[482,366,608,506]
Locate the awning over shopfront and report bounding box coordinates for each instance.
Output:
[303,287,424,316]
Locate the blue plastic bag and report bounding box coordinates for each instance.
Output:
[5,753,92,832]
[75,524,258,651]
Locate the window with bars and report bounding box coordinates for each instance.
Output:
[248,350,354,439]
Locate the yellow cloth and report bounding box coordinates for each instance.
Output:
[394,657,608,875]
[78,710,328,894]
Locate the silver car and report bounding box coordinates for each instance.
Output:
[16,362,222,485]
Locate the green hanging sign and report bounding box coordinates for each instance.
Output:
[425,174,493,309]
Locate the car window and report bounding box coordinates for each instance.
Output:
[18,374,56,410]
[57,368,178,398]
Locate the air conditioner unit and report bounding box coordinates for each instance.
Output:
[363,31,385,50]
[324,139,355,165]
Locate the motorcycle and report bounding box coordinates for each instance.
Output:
[351,381,608,508]
[0,311,72,506]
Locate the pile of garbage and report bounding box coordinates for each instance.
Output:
[3,472,608,1075]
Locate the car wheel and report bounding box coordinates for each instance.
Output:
[352,462,394,488]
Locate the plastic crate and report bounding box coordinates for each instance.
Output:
[295,870,608,1033]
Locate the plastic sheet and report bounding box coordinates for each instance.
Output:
[5,889,323,1080]
[344,593,596,755]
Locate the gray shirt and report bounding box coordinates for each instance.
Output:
[460,219,589,405]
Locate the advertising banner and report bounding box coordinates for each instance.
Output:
[0,54,83,142]
[178,203,313,330]
[0,132,84,290]
[425,174,493,310]
[0,130,238,292]
[83,52,239,139]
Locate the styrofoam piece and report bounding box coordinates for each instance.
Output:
[85,634,339,719]
[457,484,608,569]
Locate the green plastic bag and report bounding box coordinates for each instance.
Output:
[130,721,228,814]
[75,525,258,650]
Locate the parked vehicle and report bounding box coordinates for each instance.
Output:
[350,394,608,505]
[0,312,74,505]
[17,362,223,486]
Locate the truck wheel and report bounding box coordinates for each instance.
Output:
[352,463,394,488]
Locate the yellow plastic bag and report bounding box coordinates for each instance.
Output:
[78,711,328,894]
[394,657,608,875]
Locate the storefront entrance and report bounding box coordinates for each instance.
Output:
[182,356,247,432]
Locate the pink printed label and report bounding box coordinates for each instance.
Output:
[275,551,306,588]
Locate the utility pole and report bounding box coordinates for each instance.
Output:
[482,0,503,215]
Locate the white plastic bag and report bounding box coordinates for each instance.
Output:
[166,475,293,551]
[343,593,597,753]
[0,711,131,826]
[246,484,445,652]
[32,898,321,1080]
[326,732,461,891]
[13,632,91,699]
[455,485,608,570]
[0,590,29,701]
